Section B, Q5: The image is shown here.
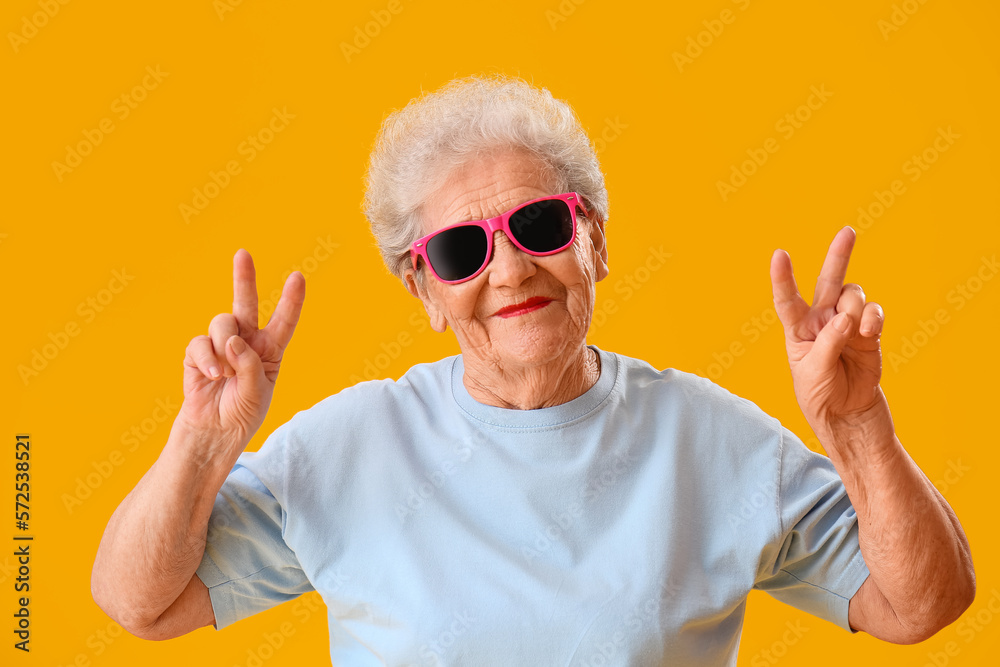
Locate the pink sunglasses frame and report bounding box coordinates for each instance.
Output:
[409,192,588,285]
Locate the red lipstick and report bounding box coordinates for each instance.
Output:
[494,297,552,318]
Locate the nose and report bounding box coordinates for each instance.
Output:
[486,229,536,287]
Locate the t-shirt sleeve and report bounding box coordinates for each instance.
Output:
[195,433,315,630]
[753,425,871,633]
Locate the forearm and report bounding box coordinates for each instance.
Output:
[91,420,240,632]
[819,397,975,636]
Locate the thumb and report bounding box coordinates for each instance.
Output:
[810,311,852,371]
[225,335,268,400]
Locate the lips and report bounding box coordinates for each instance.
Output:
[494,296,553,318]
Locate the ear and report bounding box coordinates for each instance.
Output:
[403,266,421,300]
[403,266,449,333]
[587,214,609,282]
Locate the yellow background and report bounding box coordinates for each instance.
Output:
[3,0,998,664]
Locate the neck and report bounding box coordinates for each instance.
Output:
[462,345,601,410]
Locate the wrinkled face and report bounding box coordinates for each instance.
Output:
[403,149,609,370]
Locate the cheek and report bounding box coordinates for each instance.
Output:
[551,250,597,311]
[568,243,597,288]
[433,283,484,320]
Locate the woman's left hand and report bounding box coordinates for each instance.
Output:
[769,226,894,443]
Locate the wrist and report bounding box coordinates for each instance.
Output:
[813,391,900,470]
[164,416,246,481]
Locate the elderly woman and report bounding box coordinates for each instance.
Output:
[92,75,974,665]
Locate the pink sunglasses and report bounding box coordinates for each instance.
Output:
[410,192,588,284]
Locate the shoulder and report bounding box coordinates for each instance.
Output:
[610,349,780,432]
[601,348,785,477]
[283,354,459,432]
[244,355,459,479]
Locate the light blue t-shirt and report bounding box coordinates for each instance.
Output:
[196,344,870,666]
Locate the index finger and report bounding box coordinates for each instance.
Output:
[233,248,259,335]
[812,226,856,310]
[770,248,810,329]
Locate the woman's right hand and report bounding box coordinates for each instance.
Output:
[177,249,305,451]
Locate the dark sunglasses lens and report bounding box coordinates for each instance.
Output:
[509,199,574,252]
[425,225,489,282]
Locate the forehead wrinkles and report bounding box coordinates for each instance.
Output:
[433,154,561,227]
[443,185,543,225]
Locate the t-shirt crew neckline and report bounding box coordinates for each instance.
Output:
[451,344,619,430]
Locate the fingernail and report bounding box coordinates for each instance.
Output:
[230,336,246,355]
[834,312,850,333]
[209,366,221,379]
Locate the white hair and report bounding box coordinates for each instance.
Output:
[362,73,610,287]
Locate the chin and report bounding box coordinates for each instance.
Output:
[493,325,582,367]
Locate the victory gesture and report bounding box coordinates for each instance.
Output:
[178,249,306,449]
[769,226,893,443]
